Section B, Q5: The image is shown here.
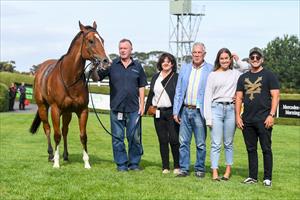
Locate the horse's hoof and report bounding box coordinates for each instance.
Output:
[84,163,91,169]
[53,159,60,168]
[63,157,69,161]
[53,163,60,168]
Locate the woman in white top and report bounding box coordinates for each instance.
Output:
[204,48,247,181]
[145,52,180,174]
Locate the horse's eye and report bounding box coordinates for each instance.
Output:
[88,39,94,44]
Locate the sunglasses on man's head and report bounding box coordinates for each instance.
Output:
[250,55,261,61]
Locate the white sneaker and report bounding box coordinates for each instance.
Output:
[173,168,180,175]
[263,179,272,187]
[162,169,170,174]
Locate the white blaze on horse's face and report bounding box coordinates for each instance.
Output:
[94,33,102,45]
[94,33,112,64]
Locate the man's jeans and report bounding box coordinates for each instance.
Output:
[210,102,236,169]
[179,107,207,172]
[110,111,143,170]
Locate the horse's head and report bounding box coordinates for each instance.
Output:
[79,21,111,70]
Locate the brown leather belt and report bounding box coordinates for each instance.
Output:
[184,105,197,109]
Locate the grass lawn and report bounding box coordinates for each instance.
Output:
[0,112,299,200]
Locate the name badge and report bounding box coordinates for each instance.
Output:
[155,109,160,118]
[117,112,123,120]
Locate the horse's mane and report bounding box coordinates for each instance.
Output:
[58,25,97,62]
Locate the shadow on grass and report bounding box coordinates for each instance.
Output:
[210,165,267,181]
[38,152,161,170]
[45,153,252,179]
[216,165,250,179]
[65,153,113,164]
[61,153,163,170]
[140,159,161,169]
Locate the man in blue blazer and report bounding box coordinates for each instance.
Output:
[173,42,213,178]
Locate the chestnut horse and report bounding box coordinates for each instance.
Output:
[30,21,111,168]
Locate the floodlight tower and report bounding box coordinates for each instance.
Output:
[169,0,205,69]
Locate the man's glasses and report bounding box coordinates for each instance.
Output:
[250,55,261,61]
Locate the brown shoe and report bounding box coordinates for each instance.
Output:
[212,177,221,181]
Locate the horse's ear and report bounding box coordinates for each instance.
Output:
[79,21,86,31]
[93,21,97,30]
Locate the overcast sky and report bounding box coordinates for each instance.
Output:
[1,0,299,72]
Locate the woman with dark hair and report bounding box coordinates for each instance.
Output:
[204,48,248,181]
[145,52,180,174]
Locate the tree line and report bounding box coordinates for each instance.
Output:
[1,35,299,92]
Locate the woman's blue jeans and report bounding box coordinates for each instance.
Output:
[210,102,236,169]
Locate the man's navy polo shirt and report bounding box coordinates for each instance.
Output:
[98,57,148,112]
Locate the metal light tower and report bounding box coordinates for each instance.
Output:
[169,0,205,69]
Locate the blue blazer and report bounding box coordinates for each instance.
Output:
[173,61,213,117]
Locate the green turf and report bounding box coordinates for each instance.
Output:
[0,112,299,200]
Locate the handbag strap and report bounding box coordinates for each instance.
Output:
[156,72,174,105]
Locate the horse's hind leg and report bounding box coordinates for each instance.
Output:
[44,123,53,161]
[51,105,62,168]
[38,104,53,161]
[78,108,91,169]
[62,112,72,161]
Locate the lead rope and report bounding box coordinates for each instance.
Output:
[87,70,122,142]
[87,70,143,155]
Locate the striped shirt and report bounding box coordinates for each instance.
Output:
[185,65,203,105]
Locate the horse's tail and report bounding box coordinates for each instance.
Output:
[30,112,41,134]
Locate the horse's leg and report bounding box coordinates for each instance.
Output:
[38,104,53,161]
[62,112,72,161]
[51,105,62,168]
[77,108,91,169]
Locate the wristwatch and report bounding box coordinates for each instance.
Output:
[269,113,275,118]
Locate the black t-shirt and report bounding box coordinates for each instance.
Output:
[236,68,280,123]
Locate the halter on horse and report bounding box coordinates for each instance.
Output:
[30,21,111,168]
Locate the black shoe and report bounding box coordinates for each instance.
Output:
[195,171,205,178]
[221,176,230,181]
[176,171,189,177]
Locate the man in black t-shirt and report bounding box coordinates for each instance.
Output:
[235,47,280,187]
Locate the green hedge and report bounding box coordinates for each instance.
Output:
[88,85,110,95]
[275,118,300,126]
[88,85,150,96]
[280,93,300,100]
[0,72,34,87]
[0,83,9,112]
